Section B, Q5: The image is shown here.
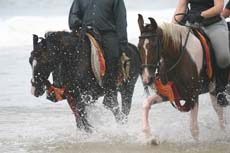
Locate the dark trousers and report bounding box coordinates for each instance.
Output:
[101,32,121,91]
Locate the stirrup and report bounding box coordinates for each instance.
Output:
[121,52,130,81]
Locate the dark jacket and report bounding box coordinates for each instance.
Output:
[188,0,214,12]
[68,0,128,51]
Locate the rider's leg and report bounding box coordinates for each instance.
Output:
[101,32,123,120]
[203,18,230,68]
[203,18,230,106]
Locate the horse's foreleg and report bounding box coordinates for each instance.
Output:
[210,94,225,129]
[142,94,163,140]
[103,90,125,123]
[66,93,92,133]
[190,102,199,141]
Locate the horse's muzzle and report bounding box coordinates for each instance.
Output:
[142,75,155,86]
[31,86,45,97]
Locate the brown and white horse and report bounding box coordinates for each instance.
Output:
[137,14,225,143]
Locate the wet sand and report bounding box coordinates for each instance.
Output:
[26,142,230,153]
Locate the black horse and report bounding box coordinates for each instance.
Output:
[29,30,140,132]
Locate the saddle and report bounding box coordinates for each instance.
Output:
[86,33,106,86]
[86,33,131,87]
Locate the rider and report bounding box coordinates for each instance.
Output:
[68,0,129,110]
[172,0,230,106]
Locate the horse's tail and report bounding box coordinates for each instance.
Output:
[127,43,141,72]
[128,43,141,62]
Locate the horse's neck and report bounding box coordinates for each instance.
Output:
[160,41,182,75]
[161,43,180,63]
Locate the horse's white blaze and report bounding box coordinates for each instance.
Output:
[31,86,36,96]
[184,33,203,74]
[31,59,37,83]
[143,39,149,64]
[142,39,150,84]
[142,67,150,84]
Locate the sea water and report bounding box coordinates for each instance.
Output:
[0,0,230,153]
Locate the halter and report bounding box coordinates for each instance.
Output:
[139,33,161,72]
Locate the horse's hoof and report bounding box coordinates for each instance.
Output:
[146,136,160,145]
[76,117,93,133]
[115,112,127,124]
[217,93,229,107]
[77,123,93,133]
[84,126,93,133]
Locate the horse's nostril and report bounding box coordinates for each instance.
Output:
[149,76,154,81]
[31,86,45,97]
[143,82,148,86]
[142,78,148,85]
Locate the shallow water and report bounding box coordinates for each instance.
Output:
[0,46,230,153]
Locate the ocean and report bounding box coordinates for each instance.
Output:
[0,0,230,153]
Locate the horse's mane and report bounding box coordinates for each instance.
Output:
[159,22,189,51]
[44,31,80,52]
[44,31,73,41]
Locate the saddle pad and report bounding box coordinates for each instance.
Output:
[86,33,106,86]
[196,31,213,79]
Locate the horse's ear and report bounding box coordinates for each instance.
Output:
[148,17,158,31]
[138,14,144,32]
[33,34,38,50]
[40,37,46,48]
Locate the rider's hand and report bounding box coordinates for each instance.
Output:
[187,12,204,24]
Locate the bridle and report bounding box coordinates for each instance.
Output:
[139,27,191,75]
[139,33,161,73]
